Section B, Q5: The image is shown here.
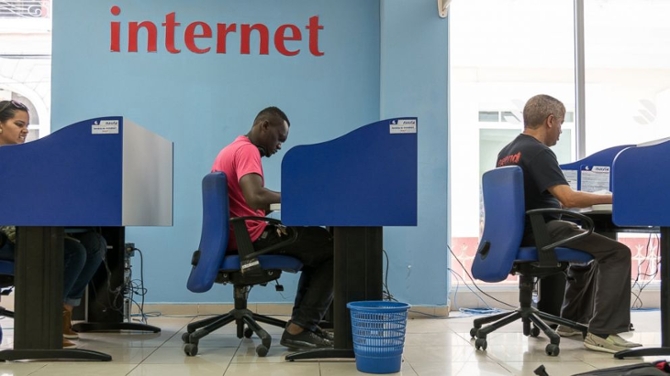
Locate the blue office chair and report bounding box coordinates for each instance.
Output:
[470,165,595,356]
[184,172,303,357]
[0,260,14,344]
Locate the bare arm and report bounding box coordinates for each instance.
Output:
[239,173,281,211]
[547,184,612,209]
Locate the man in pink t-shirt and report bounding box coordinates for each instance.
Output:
[212,106,334,350]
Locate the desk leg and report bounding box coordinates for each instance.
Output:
[0,227,111,362]
[72,227,160,334]
[615,227,670,358]
[286,226,383,361]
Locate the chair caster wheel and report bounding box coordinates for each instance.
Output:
[184,343,199,356]
[530,326,541,337]
[244,327,254,338]
[470,328,478,338]
[474,338,487,351]
[256,344,269,357]
[545,343,559,356]
[182,332,191,343]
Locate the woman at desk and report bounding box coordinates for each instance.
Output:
[0,100,106,348]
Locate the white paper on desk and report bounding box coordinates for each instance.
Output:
[562,169,578,190]
[580,166,610,192]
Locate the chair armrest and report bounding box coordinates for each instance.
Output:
[230,216,298,260]
[526,208,595,268]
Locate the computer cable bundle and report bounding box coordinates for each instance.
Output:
[630,233,661,310]
[91,243,156,322]
[127,246,161,322]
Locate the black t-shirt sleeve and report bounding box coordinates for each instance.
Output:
[526,149,569,193]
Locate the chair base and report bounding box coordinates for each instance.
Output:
[0,307,13,318]
[183,307,287,357]
[470,305,587,357]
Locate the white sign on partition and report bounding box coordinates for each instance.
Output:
[580,166,610,193]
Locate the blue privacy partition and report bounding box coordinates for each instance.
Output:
[0,116,173,227]
[613,139,670,227]
[559,144,632,191]
[281,118,417,227]
[0,117,173,362]
[280,117,417,361]
[610,138,670,358]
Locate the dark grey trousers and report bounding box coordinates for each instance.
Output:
[253,225,334,332]
[528,220,632,335]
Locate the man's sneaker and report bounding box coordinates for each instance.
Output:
[583,332,643,354]
[556,325,582,337]
[280,329,334,350]
[314,326,335,341]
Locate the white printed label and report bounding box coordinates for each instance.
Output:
[581,165,611,193]
[92,120,119,134]
[390,119,417,134]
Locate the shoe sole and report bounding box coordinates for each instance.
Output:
[584,341,625,354]
[280,340,332,350]
[64,334,79,340]
[556,331,582,337]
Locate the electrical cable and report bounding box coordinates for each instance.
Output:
[382,249,397,302]
[448,245,516,309]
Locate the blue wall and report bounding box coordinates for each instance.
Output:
[51,0,450,307]
[380,1,450,306]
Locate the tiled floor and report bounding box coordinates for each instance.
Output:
[0,310,664,376]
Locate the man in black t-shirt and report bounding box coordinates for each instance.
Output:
[496,94,641,354]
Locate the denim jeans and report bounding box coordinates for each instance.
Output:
[0,228,106,307]
[64,230,107,306]
[251,225,334,332]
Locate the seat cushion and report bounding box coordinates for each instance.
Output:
[221,255,302,274]
[516,247,593,264]
[0,260,13,276]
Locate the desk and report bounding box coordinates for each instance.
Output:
[0,117,173,362]
[279,118,418,360]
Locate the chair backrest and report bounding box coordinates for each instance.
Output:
[471,165,526,283]
[187,172,230,293]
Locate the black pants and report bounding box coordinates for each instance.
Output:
[253,225,334,332]
[525,220,632,335]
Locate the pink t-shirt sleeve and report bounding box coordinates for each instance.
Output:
[234,143,264,184]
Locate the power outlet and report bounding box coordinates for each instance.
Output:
[125,242,135,257]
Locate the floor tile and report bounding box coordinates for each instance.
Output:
[409,360,513,376]
[0,310,662,376]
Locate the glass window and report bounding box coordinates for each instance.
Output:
[449,0,665,292]
[0,0,51,140]
[478,111,499,122]
[450,0,575,286]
